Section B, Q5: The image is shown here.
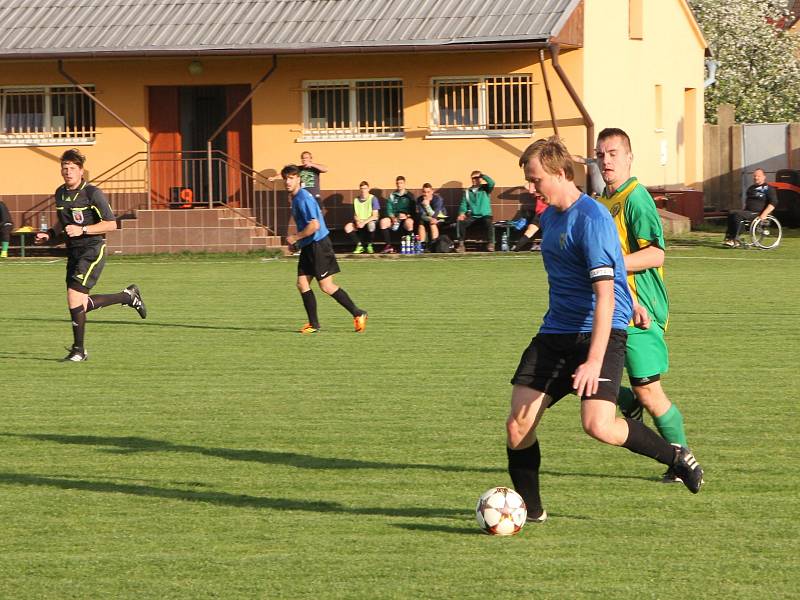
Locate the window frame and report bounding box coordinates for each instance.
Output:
[428,74,534,138]
[0,84,97,147]
[300,78,405,142]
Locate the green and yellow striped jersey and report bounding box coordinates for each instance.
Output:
[599,177,669,329]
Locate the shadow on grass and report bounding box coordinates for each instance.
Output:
[0,351,63,362]
[393,522,478,535]
[10,316,290,333]
[2,432,503,474]
[0,471,467,520]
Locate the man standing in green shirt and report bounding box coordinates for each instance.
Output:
[596,127,695,483]
[456,170,495,252]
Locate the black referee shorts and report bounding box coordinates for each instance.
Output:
[298,236,340,280]
[66,242,106,293]
[510,329,627,404]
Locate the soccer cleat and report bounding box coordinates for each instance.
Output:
[62,346,88,362]
[723,239,736,248]
[366,243,374,254]
[670,445,704,494]
[380,245,395,254]
[124,284,147,319]
[353,311,368,333]
[456,241,466,253]
[299,323,320,335]
[353,243,365,254]
[660,466,683,484]
[526,509,548,524]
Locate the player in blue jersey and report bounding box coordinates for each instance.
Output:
[281,164,368,334]
[505,138,703,523]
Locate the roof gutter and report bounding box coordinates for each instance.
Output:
[547,42,594,157]
[2,40,561,61]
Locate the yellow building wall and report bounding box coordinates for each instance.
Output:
[0,49,590,196]
[582,0,706,188]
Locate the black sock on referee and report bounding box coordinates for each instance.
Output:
[507,442,544,518]
[87,292,129,312]
[69,305,86,351]
[331,288,361,317]
[621,417,676,465]
[300,290,320,328]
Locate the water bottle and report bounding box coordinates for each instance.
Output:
[39,213,48,232]
[501,231,509,252]
[414,235,422,254]
[401,235,408,254]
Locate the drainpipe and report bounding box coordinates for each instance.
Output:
[58,60,152,208]
[547,43,594,158]
[539,49,559,138]
[206,54,278,208]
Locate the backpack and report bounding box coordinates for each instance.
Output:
[429,234,454,253]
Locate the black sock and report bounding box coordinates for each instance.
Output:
[69,305,86,351]
[507,442,543,517]
[87,292,130,312]
[348,230,360,245]
[514,234,533,251]
[382,228,391,244]
[621,417,676,465]
[331,288,361,317]
[301,290,320,328]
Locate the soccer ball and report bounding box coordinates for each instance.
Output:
[475,486,527,536]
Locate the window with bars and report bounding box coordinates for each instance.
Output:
[0,86,96,145]
[303,79,404,140]
[430,75,533,135]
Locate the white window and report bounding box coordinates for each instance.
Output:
[302,79,404,140]
[430,75,533,136]
[0,85,96,146]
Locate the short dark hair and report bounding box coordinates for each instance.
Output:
[518,137,575,180]
[359,181,369,187]
[280,164,300,178]
[597,127,632,153]
[300,151,312,158]
[396,175,405,182]
[60,148,86,167]
[470,170,481,178]
[422,182,433,190]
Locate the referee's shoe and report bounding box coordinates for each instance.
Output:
[125,284,147,319]
[62,346,88,362]
[671,445,704,494]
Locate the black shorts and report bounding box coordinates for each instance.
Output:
[66,242,107,292]
[510,329,627,404]
[298,236,340,280]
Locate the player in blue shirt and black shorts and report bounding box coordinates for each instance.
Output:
[281,164,368,335]
[505,138,704,524]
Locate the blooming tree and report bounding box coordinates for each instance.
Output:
[690,0,800,123]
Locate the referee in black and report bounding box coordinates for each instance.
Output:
[35,149,146,361]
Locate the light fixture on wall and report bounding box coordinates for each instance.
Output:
[188,60,203,75]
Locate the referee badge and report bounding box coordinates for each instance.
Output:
[72,209,85,224]
[610,203,621,218]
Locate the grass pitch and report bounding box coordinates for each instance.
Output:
[0,233,798,599]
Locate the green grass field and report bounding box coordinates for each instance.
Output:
[1,232,798,599]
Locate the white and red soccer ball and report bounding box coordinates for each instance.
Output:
[475,487,527,536]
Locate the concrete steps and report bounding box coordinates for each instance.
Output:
[106,207,283,254]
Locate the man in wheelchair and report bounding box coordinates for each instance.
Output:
[723,168,778,247]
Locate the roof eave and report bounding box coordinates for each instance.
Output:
[0,39,569,61]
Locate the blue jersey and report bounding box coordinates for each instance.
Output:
[538,194,632,333]
[291,188,329,248]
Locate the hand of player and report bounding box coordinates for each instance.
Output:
[34,232,50,244]
[572,358,602,398]
[286,234,298,247]
[457,214,466,221]
[65,224,83,238]
[632,303,651,330]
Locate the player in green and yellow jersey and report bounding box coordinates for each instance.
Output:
[596,128,694,483]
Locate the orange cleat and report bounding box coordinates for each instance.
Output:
[353,312,368,333]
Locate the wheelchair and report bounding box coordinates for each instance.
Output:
[735,215,782,250]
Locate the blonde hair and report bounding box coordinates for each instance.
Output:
[518,137,574,181]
